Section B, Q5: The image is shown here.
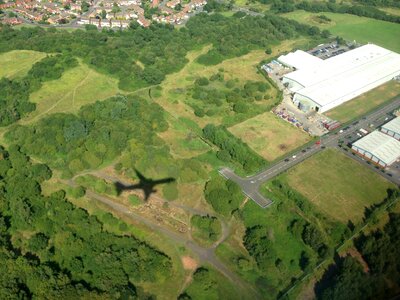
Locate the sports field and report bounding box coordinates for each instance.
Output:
[326,80,400,123]
[24,61,120,124]
[0,50,47,79]
[282,149,395,223]
[229,112,312,161]
[283,11,400,53]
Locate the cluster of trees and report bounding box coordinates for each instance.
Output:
[203,124,267,173]
[0,78,34,126]
[28,54,78,82]
[0,11,328,91]
[316,212,400,299]
[0,54,77,126]
[355,0,400,8]
[179,267,219,299]
[270,0,400,23]
[75,174,118,196]
[0,145,171,298]
[190,72,272,118]
[188,13,328,66]
[203,0,233,12]
[190,215,221,242]
[6,94,168,176]
[243,225,277,270]
[204,176,244,216]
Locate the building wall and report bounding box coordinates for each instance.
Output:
[381,128,400,141]
[293,93,321,112]
[351,145,388,167]
[281,77,304,93]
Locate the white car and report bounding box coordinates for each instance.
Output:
[292,155,297,159]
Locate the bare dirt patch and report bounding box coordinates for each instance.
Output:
[182,256,198,271]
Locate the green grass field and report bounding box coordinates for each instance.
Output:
[326,80,400,123]
[229,112,312,161]
[282,149,394,223]
[23,61,120,124]
[0,50,47,79]
[282,11,400,53]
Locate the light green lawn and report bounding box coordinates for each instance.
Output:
[326,80,400,123]
[283,149,394,223]
[229,112,311,161]
[23,61,120,124]
[0,50,47,79]
[283,11,400,53]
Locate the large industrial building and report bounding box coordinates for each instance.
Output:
[352,130,400,168]
[280,44,400,113]
[381,116,400,140]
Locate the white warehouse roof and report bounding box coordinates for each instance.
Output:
[382,116,400,135]
[283,44,400,112]
[278,50,323,70]
[353,131,400,165]
[284,44,393,88]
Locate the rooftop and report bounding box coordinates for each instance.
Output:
[382,116,400,135]
[353,130,400,165]
[278,50,323,70]
[284,44,395,88]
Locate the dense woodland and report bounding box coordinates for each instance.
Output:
[6,95,168,176]
[0,145,171,298]
[316,212,400,299]
[0,12,326,91]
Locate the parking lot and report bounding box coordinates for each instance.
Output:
[307,41,355,60]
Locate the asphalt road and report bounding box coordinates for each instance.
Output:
[221,97,400,207]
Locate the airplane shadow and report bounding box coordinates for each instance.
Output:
[115,168,175,201]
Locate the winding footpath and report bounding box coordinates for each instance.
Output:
[66,172,260,298]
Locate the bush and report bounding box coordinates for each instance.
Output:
[233,102,249,113]
[71,186,86,198]
[195,77,209,86]
[162,182,178,201]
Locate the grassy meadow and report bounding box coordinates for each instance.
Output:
[229,112,312,161]
[153,39,307,129]
[326,80,400,123]
[0,50,47,79]
[281,149,395,223]
[282,11,400,53]
[23,61,121,124]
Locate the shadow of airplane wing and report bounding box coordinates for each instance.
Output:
[115,182,141,196]
[153,177,175,185]
[134,168,147,181]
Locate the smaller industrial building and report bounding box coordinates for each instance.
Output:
[352,131,400,167]
[381,116,400,140]
[277,50,323,70]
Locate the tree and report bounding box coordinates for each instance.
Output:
[81,1,90,12]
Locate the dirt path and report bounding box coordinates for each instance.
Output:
[67,169,260,298]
